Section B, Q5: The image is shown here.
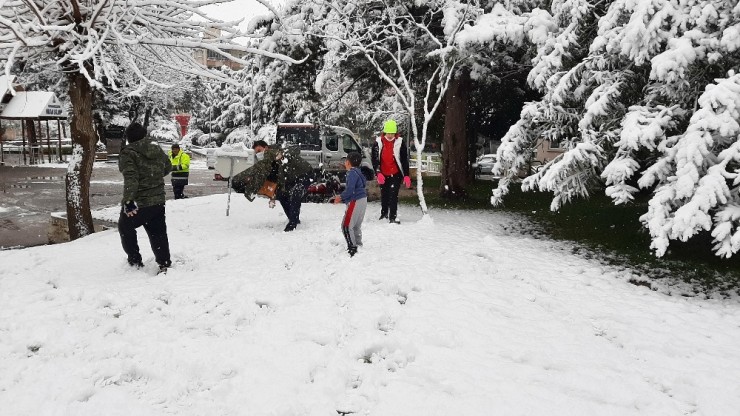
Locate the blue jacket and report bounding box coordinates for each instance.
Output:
[340,167,367,203]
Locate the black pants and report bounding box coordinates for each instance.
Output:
[277,182,309,225]
[172,178,188,199]
[118,204,171,267]
[380,174,403,221]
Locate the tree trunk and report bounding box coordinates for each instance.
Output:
[65,72,97,240]
[143,107,153,129]
[440,72,470,199]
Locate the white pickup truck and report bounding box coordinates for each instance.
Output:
[214,123,374,181]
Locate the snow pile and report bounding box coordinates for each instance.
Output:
[1,196,739,415]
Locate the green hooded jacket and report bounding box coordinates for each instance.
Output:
[119,139,172,207]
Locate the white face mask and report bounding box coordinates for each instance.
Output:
[255,151,265,161]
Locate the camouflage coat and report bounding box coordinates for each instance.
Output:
[232,146,313,200]
[119,139,172,207]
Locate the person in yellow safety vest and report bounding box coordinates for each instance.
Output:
[168,143,190,199]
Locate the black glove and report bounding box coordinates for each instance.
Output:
[124,201,138,216]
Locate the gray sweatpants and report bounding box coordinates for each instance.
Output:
[341,197,367,249]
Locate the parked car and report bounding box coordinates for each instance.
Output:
[473,154,497,175]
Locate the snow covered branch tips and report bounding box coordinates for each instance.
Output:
[0,0,305,240]
[465,0,740,258]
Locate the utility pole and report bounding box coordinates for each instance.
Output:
[250,63,255,139]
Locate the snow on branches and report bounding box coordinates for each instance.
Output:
[0,0,304,91]
[479,0,740,257]
[602,105,680,205]
[641,73,740,258]
[528,0,594,91]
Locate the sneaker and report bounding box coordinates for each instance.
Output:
[379,214,388,220]
[348,246,358,257]
[389,218,400,224]
[284,222,297,232]
[157,265,168,275]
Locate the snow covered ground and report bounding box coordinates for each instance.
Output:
[1,194,739,415]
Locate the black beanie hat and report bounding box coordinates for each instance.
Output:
[126,122,147,143]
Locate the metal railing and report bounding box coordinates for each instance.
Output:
[409,154,441,174]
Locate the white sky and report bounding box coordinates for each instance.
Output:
[200,0,271,30]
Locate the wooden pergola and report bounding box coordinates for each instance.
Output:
[0,75,69,165]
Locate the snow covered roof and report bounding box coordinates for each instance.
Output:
[0,91,68,120]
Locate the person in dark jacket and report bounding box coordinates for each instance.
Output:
[371,120,411,224]
[333,152,367,257]
[234,140,313,232]
[118,122,173,273]
[168,143,190,199]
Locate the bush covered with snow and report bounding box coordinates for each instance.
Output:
[256,124,277,145]
[223,127,253,146]
[149,118,180,143]
[196,133,224,148]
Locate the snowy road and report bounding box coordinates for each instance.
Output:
[0,156,226,248]
[1,195,739,415]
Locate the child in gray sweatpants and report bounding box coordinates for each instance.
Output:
[333,152,367,257]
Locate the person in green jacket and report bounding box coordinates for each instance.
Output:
[118,122,173,273]
[232,140,313,231]
[168,143,190,199]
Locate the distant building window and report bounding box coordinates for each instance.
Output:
[207,50,221,60]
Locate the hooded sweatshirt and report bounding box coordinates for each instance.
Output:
[119,139,172,207]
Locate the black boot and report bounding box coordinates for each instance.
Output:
[157,260,171,275]
[128,257,144,268]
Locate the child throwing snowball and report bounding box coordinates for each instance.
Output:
[333,152,367,257]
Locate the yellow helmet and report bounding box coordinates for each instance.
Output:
[382,120,398,134]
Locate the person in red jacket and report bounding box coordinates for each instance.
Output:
[371,120,411,224]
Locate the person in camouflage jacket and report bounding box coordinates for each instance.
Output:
[118,122,173,272]
[232,140,313,232]
[231,146,280,200]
